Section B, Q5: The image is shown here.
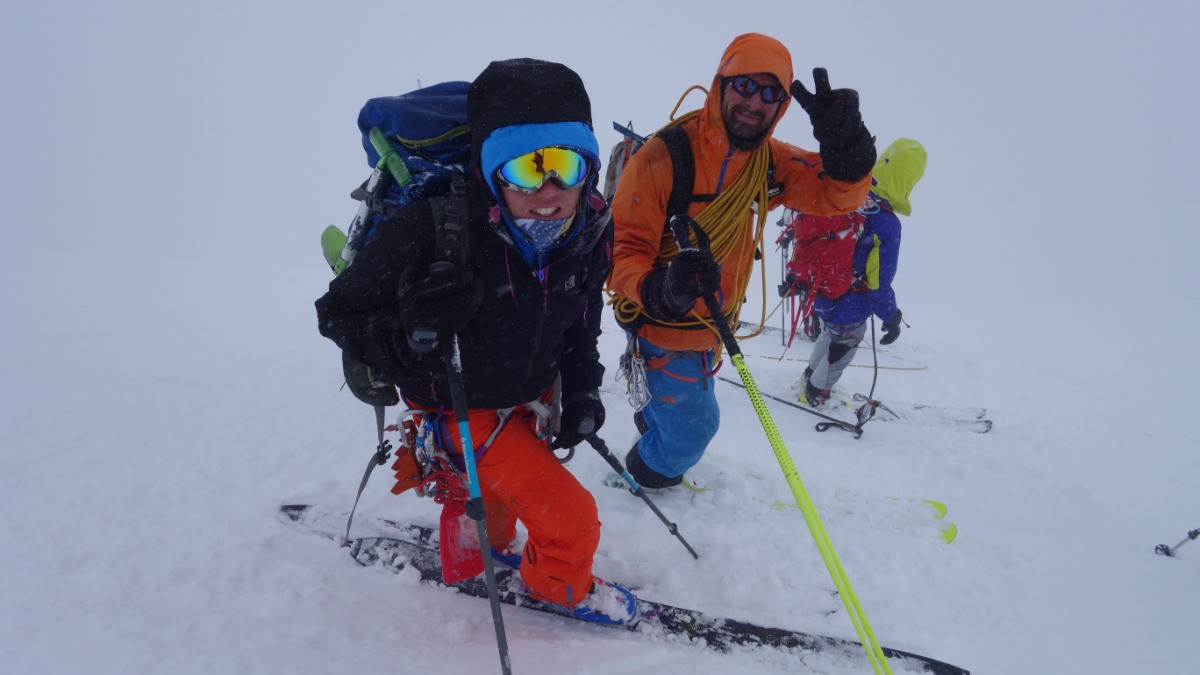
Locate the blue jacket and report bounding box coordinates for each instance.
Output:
[812,193,901,326]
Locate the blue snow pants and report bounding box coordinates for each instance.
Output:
[633,335,720,479]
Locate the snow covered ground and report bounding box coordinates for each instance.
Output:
[3,2,1198,674]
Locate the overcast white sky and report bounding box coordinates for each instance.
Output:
[5,1,1197,370]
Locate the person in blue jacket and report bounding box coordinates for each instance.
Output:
[801,138,926,406]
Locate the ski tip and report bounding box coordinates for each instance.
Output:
[321,225,348,274]
[920,500,949,519]
[940,523,958,544]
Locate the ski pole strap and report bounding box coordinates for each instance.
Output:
[342,404,391,547]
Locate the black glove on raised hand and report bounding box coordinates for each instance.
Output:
[395,263,481,353]
[790,68,876,183]
[879,310,903,345]
[551,390,606,450]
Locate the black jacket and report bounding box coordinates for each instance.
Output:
[315,178,612,410]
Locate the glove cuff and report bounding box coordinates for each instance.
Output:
[821,130,877,183]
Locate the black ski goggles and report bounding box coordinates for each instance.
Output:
[494,147,590,194]
[725,75,788,104]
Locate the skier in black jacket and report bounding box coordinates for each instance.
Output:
[314,58,636,625]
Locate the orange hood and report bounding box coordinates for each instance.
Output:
[700,33,794,152]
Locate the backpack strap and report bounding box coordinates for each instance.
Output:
[657,126,781,215]
[428,173,471,268]
[657,126,702,220]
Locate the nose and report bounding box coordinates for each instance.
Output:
[743,94,771,110]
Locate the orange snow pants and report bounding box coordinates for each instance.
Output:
[433,405,601,607]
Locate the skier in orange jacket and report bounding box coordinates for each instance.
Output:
[608,33,875,488]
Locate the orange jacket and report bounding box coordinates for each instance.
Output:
[609,33,872,351]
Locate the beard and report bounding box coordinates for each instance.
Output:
[724,104,773,150]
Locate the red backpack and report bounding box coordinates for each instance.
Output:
[781,210,866,300]
[774,209,866,345]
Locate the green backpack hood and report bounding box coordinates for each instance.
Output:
[871,138,926,216]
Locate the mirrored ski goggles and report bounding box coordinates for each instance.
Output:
[725,75,788,104]
[495,147,590,194]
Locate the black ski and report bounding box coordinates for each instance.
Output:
[280,504,969,675]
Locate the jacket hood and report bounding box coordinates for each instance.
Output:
[871,138,926,216]
[700,33,794,152]
[467,58,601,270]
[468,58,593,164]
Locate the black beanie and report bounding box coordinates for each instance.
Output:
[467,58,593,159]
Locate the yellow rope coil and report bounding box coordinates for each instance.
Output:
[608,87,771,344]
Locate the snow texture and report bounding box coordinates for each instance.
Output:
[2,2,1198,674]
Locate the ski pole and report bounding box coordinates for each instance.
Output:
[716,375,863,437]
[429,331,512,675]
[1156,528,1200,557]
[583,433,699,559]
[669,215,892,675]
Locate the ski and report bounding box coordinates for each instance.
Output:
[602,472,710,494]
[766,495,958,544]
[717,376,863,436]
[600,473,957,544]
[281,504,969,675]
[719,376,991,434]
[828,392,992,434]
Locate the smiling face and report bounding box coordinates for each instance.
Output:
[499,180,581,221]
[720,72,784,146]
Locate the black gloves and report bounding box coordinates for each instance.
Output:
[667,248,722,308]
[551,390,606,450]
[341,349,400,407]
[357,311,432,374]
[880,310,903,345]
[791,68,877,183]
[395,263,481,353]
[639,246,721,321]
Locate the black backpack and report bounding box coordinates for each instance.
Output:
[324,82,475,406]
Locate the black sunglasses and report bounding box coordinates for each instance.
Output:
[725,75,788,104]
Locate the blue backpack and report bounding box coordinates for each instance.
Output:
[322,81,473,408]
[321,80,473,275]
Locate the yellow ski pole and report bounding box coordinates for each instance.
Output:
[668,215,892,674]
